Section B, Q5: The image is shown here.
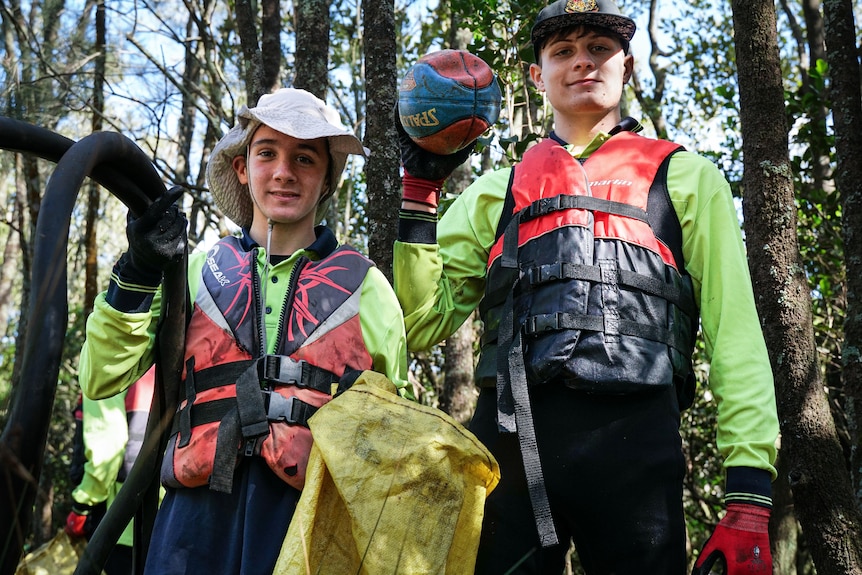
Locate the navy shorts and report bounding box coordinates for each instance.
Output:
[143,457,300,575]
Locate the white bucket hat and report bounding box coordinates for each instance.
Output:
[206,88,368,229]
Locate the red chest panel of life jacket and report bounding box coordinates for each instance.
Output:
[160,235,373,493]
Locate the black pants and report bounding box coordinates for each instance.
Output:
[470,385,687,575]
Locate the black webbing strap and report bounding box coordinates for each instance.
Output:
[501,194,651,270]
[496,285,559,547]
[522,312,689,354]
[501,212,521,269]
[177,357,196,448]
[235,359,270,440]
[169,393,321,436]
[210,409,240,493]
[209,360,269,493]
[188,356,335,395]
[509,328,559,548]
[181,360,257,394]
[520,194,649,225]
[170,398,236,432]
[519,262,697,320]
[495,289,517,433]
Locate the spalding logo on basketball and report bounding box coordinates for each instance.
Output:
[398,49,502,155]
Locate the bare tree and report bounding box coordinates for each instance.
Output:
[732,0,862,572]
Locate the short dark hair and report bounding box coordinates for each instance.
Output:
[533,23,630,65]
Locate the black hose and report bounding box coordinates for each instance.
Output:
[0,122,187,575]
[0,117,151,214]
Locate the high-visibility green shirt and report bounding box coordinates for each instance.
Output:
[72,390,134,547]
[394,132,778,479]
[81,235,410,401]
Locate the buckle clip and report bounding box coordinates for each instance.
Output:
[261,355,305,386]
[524,313,561,335]
[265,391,299,424]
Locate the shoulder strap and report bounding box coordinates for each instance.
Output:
[645,151,685,271]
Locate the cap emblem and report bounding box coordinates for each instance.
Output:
[565,0,599,13]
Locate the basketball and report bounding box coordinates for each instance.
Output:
[398,49,502,155]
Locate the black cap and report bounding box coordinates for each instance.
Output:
[531,0,636,48]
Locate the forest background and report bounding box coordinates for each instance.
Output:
[1,0,861,573]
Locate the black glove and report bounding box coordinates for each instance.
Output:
[126,185,188,275]
[395,107,474,207]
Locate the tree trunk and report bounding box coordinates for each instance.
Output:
[234,0,268,103]
[294,0,329,98]
[362,0,398,281]
[84,0,106,317]
[732,0,862,572]
[823,0,862,505]
[799,0,833,195]
[260,0,280,93]
[772,454,800,575]
[438,312,479,425]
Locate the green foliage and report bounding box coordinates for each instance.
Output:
[785,58,844,394]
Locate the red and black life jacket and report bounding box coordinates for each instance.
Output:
[160,235,373,493]
[120,366,155,482]
[475,130,701,547]
[478,132,699,406]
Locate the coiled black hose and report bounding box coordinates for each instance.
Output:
[0,118,187,575]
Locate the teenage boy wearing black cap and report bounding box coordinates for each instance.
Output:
[392,0,778,573]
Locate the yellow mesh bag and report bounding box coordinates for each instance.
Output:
[15,531,98,575]
[274,371,499,575]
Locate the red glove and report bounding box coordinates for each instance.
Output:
[692,503,772,575]
[64,509,89,539]
[64,502,105,539]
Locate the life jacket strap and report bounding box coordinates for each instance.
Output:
[522,312,689,354]
[260,355,334,394]
[170,393,321,433]
[177,356,197,448]
[186,355,335,396]
[264,390,320,426]
[521,194,649,224]
[519,262,697,320]
[496,287,559,547]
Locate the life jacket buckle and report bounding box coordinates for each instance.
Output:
[524,312,562,335]
[261,354,305,387]
[265,391,300,425]
[528,196,560,220]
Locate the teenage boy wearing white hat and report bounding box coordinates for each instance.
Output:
[80,88,410,574]
[392,0,778,573]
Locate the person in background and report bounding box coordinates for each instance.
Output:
[392,0,779,573]
[79,87,409,574]
[66,366,155,575]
